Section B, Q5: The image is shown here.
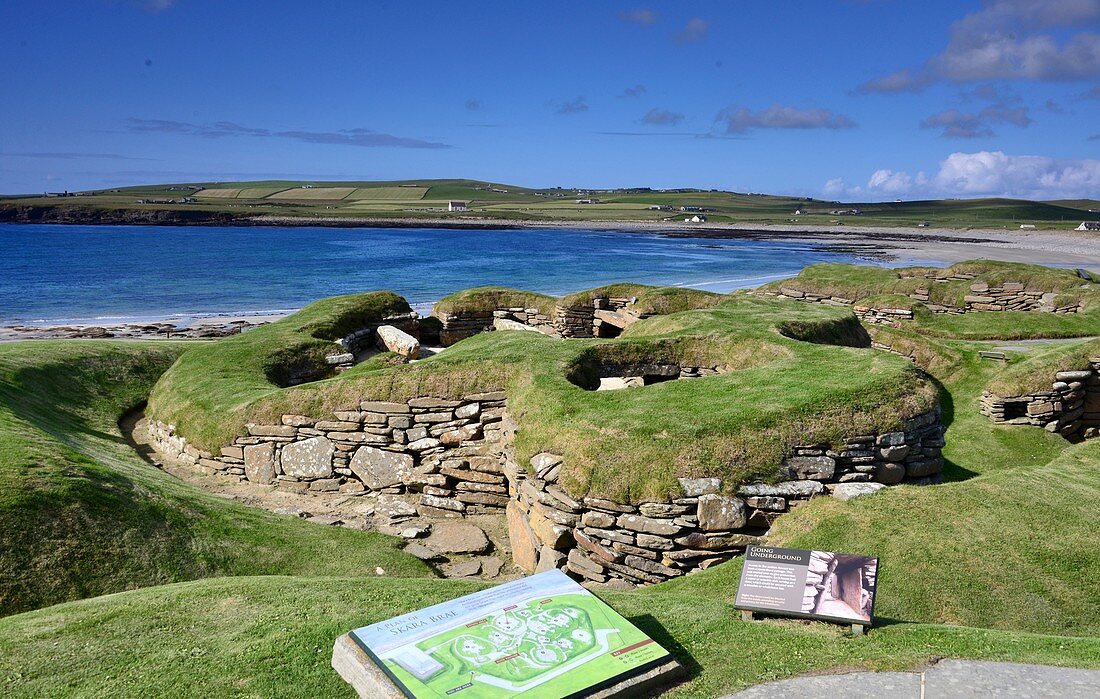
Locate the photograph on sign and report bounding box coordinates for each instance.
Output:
[734,546,878,625]
[349,569,672,698]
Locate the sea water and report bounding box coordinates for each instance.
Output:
[0,224,887,325]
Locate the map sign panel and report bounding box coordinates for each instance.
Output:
[734,545,878,625]
[349,569,672,698]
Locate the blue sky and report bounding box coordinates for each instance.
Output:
[1,0,1098,200]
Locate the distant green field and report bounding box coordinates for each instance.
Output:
[266,187,357,200]
[348,186,428,200]
[193,188,242,198]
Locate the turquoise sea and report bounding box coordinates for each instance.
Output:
[0,224,905,325]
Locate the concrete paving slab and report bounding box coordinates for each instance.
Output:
[721,660,1100,699]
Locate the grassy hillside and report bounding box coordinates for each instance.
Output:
[0,341,431,616]
[4,178,1098,228]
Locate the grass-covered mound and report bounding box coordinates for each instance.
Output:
[433,286,557,316]
[148,291,935,502]
[147,292,411,449]
[985,337,1100,397]
[0,342,431,616]
[762,260,1100,339]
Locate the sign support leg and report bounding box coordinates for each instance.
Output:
[740,610,754,622]
[851,623,865,636]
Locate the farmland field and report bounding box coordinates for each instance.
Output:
[193,188,242,198]
[265,187,357,200]
[349,186,428,200]
[237,187,292,199]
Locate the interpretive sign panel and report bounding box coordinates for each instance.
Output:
[348,569,673,698]
[734,545,878,625]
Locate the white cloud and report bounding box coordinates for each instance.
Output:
[858,0,1100,91]
[823,178,847,196]
[675,18,710,44]
[834,151,1100,200]
[716,104,855,134]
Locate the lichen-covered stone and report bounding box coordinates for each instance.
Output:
[696,494,747,531]
[243,443,276,484]
[279,436,334,479]
[349,446,413,490]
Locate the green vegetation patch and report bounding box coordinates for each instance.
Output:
[986,337,1100,397]
[0,342,431,615]
[147,291,410,452]
[433,286,557,316]
[349,187,428,200]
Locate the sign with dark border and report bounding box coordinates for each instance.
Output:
[348,569,673,698]
[734,546,878,625]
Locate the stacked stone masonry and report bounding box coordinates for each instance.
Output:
[304,312,421,381]
[148,392,514,517]
[150,396,945,586]
[437,296,642,346]
[438,308,555,346]
[759,273,1082,325]
[980,360,1100,441]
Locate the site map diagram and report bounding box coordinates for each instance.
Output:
[352,570,670,698]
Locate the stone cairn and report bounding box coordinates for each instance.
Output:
[980,360,1100,440]
[759,272,1082,325]
[149,397,945,587]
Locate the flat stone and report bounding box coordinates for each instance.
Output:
[482,556,505,577]
[616,514,684,536]
[243,442,276,484]
[745,496,786,511]
[737,481,826,498]
[697,494,747,531]
[248,424,297,438]
[374,495,418,520]
[831,482,887,501]
[420,494,465,513]
[874,462,906,484]
[424,522,490,554]
[677,476,722,497]
[359,401,410,414]
[674,532,761,550]
[781,456,836,481]
[309,478,342,492]
[403,543,440,561]
[878,445,910,461]
[280,436,334,479]
[581,510,616,528]
[406,437,441,451]
[447,559,482,577]
[349,446,414,490]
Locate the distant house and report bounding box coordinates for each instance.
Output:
[794,208,806,215]
[917,221,930,227]
[575,198,600,205]
[448,201,468,212]
[1019,224,1036,229]
[684,215,707,223]
[1076,221,1100,231]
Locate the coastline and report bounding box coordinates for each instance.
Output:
[2,219,1097,343]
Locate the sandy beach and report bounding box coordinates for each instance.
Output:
[3,221,1096,342]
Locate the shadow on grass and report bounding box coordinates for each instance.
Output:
[929,374,978,483]
[629,612,702,685]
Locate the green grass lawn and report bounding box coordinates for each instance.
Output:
[0,341,431,616]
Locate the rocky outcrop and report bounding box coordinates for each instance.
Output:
[980,360,1100,440]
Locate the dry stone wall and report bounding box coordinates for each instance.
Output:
[760,273,1082,325]
[150,397,944,586]
[504,407,944,585]
[148,392,513,516]
[437,296,642,346]
[438,308,555,346]
[980,360,1100,440]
